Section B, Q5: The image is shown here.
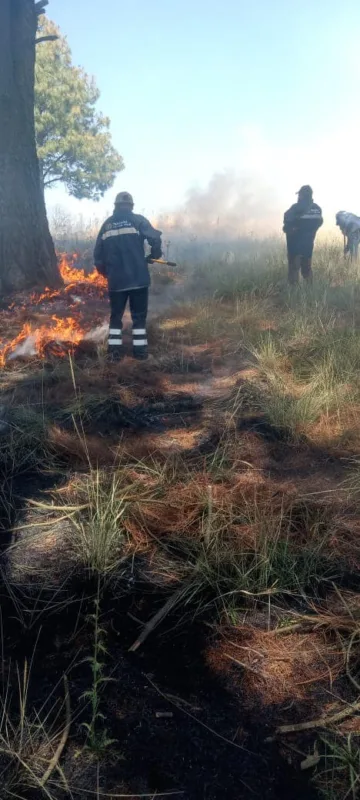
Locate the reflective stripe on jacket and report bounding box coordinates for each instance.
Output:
[94,210,162,291]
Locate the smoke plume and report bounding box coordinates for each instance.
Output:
[156,170,281,239]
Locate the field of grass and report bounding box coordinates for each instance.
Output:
[2,240,360,798]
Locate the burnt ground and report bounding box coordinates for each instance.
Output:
[0,389,348,800]
[0,561,319,800]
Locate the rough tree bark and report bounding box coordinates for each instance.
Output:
[0,0,61,293]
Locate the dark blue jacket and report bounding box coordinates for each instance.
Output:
[283,202,323,258]
[94,209,162,291]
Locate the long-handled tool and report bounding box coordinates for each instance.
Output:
[150,258,177,267]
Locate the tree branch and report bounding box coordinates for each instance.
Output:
[43,176,63,187]
[36,35,59,44]
[267,700,360,738]
[42,152,68,180]
[35,0,49,15]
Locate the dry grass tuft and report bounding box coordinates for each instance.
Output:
[47,467,155,576]
[207,624,344,707]
[0,660,70,799]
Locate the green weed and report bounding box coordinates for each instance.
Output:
[317,734,360,800]
[82,580,115,756]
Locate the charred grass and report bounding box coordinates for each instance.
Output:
[2,246,360,797]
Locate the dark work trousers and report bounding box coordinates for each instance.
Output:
[287,253,313,285]
[108,288,149,358]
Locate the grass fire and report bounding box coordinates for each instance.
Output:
[0,254,108,366]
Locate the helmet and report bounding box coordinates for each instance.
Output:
[296,185,313,197]
[115,191,134,206]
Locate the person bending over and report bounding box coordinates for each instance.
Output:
[336,211,360,261]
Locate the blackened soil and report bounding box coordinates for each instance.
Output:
[59,393,203,435]
[0,581,320,800]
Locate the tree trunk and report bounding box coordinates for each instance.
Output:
[0,0,61,294]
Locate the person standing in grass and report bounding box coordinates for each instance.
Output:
[283,185,323,284]
[94,192,162,360]
[336,211,360,261]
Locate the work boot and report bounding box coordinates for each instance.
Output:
[133,345,148,361]
[107,346,124,362]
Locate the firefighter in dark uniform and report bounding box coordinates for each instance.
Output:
[94,192,162,360]
[283,185,323,284]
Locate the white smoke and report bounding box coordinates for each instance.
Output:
[9,336,37,360]
[156,170,281,239]
[7,324,108,364]
[84,322,108,343]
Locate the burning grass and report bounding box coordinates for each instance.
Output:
[0,315,87,366]
[0,253,108,367]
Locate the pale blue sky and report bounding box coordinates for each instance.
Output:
[47,0,360,229]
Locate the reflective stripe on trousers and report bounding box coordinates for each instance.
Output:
[108,327,122,346]
[133,328,148,346]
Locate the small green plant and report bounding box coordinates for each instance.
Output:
[82,579,115,755]
[316,733,360,800]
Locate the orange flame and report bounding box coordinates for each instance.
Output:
[0,315,86,366]
[59,253,107,289]
[0,254,108,366]
[28,253,107,304]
